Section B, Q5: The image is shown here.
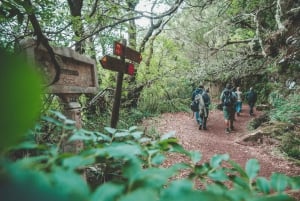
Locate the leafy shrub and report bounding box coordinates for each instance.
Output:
[138,79,192,114]
[281,132,300,160]
[1,112,299,201]
[269,92,300,123]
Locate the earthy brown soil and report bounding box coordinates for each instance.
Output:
[142,105,300,178]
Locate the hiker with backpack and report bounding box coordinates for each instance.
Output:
[246,87,257,116]
[191,85,211,130]
[220,83,237,134]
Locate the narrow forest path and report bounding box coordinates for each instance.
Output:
[142,105,300,178]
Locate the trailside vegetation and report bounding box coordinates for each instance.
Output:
[1,110,300,201]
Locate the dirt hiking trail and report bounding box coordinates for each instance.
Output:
[143,105,300,178]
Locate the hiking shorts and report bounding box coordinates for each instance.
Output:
[223,106,235,120]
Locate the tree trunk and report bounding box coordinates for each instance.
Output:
[67,0,85,54]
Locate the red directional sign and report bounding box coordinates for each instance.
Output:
[100,55,126,73]
[100,55,134,75]
[113,41,142,63]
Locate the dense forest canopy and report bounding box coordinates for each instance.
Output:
[1,0,299,86]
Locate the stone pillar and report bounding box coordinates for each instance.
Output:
[58,94,84,153]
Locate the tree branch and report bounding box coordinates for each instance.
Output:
[24,0,60,86]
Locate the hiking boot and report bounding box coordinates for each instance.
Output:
[199,125,202,130]
[230,126,234,131]
[225,128,230,134]
[203,127,207,130]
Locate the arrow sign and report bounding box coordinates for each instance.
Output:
[100,55,133,75]
[100,55,126,73]
[113,41,142,63]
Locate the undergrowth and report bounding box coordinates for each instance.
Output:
[1,111,299,201]
[269,91,300,160]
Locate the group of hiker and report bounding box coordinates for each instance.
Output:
[191,83,257,133]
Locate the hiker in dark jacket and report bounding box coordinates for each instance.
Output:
[246,87,257,116]
[220,83,237,134]
[192,85,211,130]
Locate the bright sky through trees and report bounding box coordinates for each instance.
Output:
[136,0,170,27]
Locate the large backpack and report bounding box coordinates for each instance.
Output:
[222,90,235,107]
[191,92,205,112]
[194,93,208,116]
[195,93,205,110]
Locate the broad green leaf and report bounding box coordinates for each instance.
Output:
[210,154,230,168]
[104,127,117,135]
[91,182,124,201]
[245,159,260,180]
[224,188,249,201]
[129,167,175,190]
[0,50,43,150]
[147,149,159,156]
[41,116,63,127]
[64,119,76,125]
[256,177,271,194]
[122,157,142,181]
[0,162,69,201]
[189,151,202,164]
[194,163,210,175]
[115,131,130,138]
[139,137,152,143]
[68,134,92,142]
[228,160,248,178]
[130,131,143,139]
[50,110,67,121]
[129,126,138,132]
[62,155,95,170]
[161,179,223,201]
[158,138,178,151]
[170,162,191,172]
[15,155,49,167]
[169,142,187,154]
[289,176,300,190]
[151,153,165,165]
[94,132,112,142]
[270,173,289,193]
[103,142,142,159]
[119,189,157,201]
[208,169,229,182]
[206,183,227,195]
[11,140,42,150]
[232,175,251,191]
[50,167,90,199]
[160,179,194,197]
[69,129,97,142]
[249,194,294,201]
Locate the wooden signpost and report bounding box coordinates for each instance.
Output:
[21,38,98,153]
[99,39,142,128]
